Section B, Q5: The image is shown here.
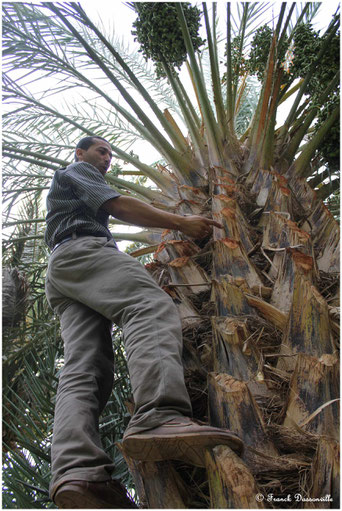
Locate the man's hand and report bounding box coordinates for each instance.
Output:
[101,196,223,238]
[177,215,223,239]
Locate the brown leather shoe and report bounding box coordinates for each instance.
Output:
[54,479,137,509]
[122,418,243,467]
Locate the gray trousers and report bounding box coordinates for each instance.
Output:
[45,236,192,498]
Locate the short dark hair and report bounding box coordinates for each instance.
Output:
[74,136,110,161]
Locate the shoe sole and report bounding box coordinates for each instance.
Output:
[123,430,243,467]
[55,488,107,508]
[54,486,131,509]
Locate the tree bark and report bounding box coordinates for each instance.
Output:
[118,446,190,508]
[207,372,279,467]
[205,445,265,509]
[278,274,335,372]
[283,353,339,440]
[305,437,340,509]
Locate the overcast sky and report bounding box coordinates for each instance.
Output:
[85,1,340,40]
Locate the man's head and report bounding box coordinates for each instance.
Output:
[75,136,113,175]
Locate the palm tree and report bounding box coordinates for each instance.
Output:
[2,2,339,508]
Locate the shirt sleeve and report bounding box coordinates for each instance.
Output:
[63,162,121,214]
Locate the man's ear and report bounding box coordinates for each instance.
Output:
[75,148,84,160]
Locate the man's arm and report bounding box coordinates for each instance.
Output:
[101,196,223,239]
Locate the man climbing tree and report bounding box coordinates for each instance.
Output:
[45,135,242,508]
[2,2,339,508]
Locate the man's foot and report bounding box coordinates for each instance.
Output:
[122,418,243,467]
[54,479,137,509]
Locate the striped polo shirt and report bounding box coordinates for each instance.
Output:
[44,161,121,249]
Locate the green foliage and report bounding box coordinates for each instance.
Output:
[245,19,340,169]
[325,187,340,222]
[314,94,340,170]
[231,36,248,78]
[2,222,62,508]
[291,22,339,96]
[131,2,205,78]
[107,162,124,177]
[2,323,134,509]
[235,77,261,136]
[290,23,320,78]
[222,36,248,89]
[3,341,60,508]
[247,25,289,81]
[291,21,340,169]
[126,241,154,264]
[247,25,273,81]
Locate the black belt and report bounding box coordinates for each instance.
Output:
[51,232,111,253]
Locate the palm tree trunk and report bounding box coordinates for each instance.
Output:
[120,157,339,507]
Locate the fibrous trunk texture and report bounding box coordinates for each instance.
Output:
[121,164,339,508]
